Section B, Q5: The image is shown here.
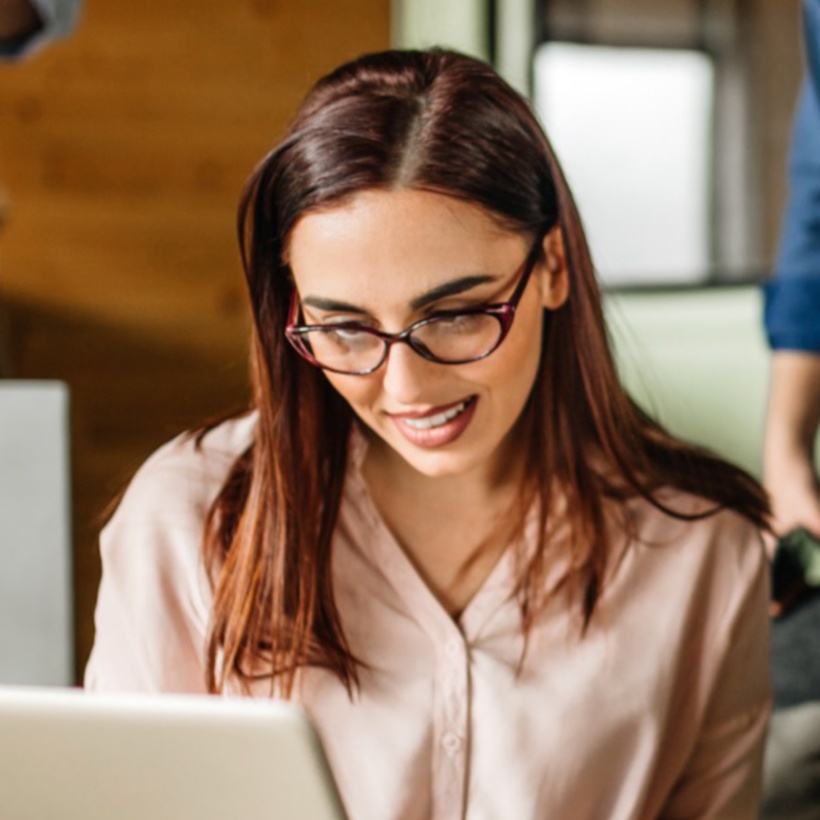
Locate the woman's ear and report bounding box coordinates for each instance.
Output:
[538,225,570,310]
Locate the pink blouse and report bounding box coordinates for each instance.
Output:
[85,414,771,819]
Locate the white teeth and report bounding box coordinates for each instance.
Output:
[402,401,469,430]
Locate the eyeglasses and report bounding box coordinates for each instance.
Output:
[285,237,543,376]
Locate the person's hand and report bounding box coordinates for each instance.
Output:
[765,453,820,541]
[763,352,820,562]
[765,434,820,617]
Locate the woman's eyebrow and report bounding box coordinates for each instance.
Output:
[301,296,363,313]
[409,275,497,311]
[300,274,498,316]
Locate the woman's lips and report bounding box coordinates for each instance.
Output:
[388,397,478,448]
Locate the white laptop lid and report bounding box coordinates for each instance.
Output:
[0,686,348,820]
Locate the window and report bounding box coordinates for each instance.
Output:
[534,43,714,286]
[527,0,759,289]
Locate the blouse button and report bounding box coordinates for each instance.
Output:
[442,732,463,756]
[446,639,461,657]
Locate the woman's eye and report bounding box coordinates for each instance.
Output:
[435,314,481,331]
[329,328,361,339]
[325,327,372,349]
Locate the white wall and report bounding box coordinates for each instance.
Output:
[607,287,778,477]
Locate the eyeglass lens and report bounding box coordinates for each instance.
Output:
[299,312,504,373]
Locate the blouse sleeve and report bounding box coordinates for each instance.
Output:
[661,530,772,819]
[83,435,224,694]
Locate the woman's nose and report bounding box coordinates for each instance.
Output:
[379,341,440,405]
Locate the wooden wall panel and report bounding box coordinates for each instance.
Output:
[0,0,390,679]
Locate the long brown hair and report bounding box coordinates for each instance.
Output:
[203,49,769,696]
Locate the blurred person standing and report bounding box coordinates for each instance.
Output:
[764,0,820,540]
[0,0,81,58]
[762,1,820,817]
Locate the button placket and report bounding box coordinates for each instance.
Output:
[431,629,470,819]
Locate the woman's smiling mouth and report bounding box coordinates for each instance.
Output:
[388,397,478,447]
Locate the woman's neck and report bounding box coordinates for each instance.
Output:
[359,430,530,617]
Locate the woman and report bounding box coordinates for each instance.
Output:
[85,49,771,818]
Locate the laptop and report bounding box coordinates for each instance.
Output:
[0,381,72,686]
[0,685,348,820]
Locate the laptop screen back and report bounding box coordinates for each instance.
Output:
[0,686,347,820]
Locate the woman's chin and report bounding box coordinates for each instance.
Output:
[369,429,495,483]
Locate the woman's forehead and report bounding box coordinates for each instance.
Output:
[286,188,529,303]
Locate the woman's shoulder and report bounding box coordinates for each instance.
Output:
[105,411,257,539]
[630,488,764,548]
[86,414,257,692]
[618,488,768,602]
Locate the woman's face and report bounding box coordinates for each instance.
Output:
[286,188,568,483]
